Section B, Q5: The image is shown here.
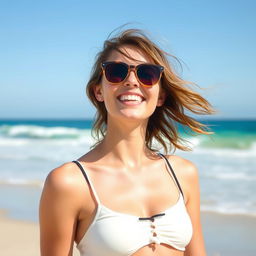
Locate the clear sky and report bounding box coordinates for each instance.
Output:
[1,0,255,119]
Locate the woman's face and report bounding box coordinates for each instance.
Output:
[94,45,166,123]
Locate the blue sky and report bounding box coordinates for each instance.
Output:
[1,0,255,119]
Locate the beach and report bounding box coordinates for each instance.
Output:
[0,210,40,256]
[1,208,256,256]
[0,119,255,255]
[0,210,80,256]
[202,212,256,256]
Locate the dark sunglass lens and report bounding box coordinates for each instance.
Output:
[105,63,127,83]
[137,65,161,86]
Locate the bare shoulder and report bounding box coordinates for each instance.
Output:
[41,162,87,205]
[40,162,89,255]
[44,162,81,192]
[166,154,199,180]
[165,155,199,201]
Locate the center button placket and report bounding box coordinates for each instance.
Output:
[150,219,160,244]
[138,213,165,245]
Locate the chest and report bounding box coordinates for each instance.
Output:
[85,160,180,217]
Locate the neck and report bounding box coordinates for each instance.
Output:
[95,118,156,169]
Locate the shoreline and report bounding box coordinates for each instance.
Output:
[1,209,256,256]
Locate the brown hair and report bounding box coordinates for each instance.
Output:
[86,29,215,153]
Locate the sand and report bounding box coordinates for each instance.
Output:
[0,210,40,256]
[0,209,255,256]
[202,212,256,256]
[0,210,80,256]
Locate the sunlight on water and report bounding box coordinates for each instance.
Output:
[0,119,256,219]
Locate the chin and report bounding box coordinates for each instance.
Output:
[118,111,150,122]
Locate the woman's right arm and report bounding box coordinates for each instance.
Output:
[39,163,81,256]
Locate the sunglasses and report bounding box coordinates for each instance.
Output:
[101,61,164,87]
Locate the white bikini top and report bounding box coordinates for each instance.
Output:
[73,153,193,256]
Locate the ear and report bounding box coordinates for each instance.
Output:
[93,85,104,102]
[157,89,166,107]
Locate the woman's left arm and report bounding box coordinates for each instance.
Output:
[183,161,207,256]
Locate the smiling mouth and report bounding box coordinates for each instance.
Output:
[117,95,145,103]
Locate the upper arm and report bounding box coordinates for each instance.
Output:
[170,156,207,256]
[181,160,206,256]
[39,163,81,256]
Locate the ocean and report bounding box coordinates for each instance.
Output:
[0,119,255,221]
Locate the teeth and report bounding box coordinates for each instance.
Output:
[119,95,143,102]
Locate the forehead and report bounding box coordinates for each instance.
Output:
[106,45,153,64]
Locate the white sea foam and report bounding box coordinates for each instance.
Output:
[192,146,256,158]
[0,123,256,218]
[0,125,87,139]
[206,172,256,181]
[0,138,29,146]
[0,178,44,188]
[201,203,256,217]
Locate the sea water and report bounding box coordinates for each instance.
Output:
[0,119,255,221]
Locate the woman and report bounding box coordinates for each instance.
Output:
[40,29,214,256]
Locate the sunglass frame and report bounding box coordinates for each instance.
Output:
[101,61,164,87]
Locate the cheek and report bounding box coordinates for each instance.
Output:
[101,84,118,108]
[148,86,161,102]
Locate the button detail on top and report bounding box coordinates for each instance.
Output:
[150,237,160,244]
[138,213,165,221]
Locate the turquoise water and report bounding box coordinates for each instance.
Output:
[0,119,255,220]
[1,119,255,149]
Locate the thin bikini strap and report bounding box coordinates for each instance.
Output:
[72,160,101,204]
[157,153,184,198]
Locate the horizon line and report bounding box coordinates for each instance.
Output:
[0,117,256,121]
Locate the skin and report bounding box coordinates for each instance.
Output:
[40,45,207,256]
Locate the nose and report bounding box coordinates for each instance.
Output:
[123,68,139,87]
